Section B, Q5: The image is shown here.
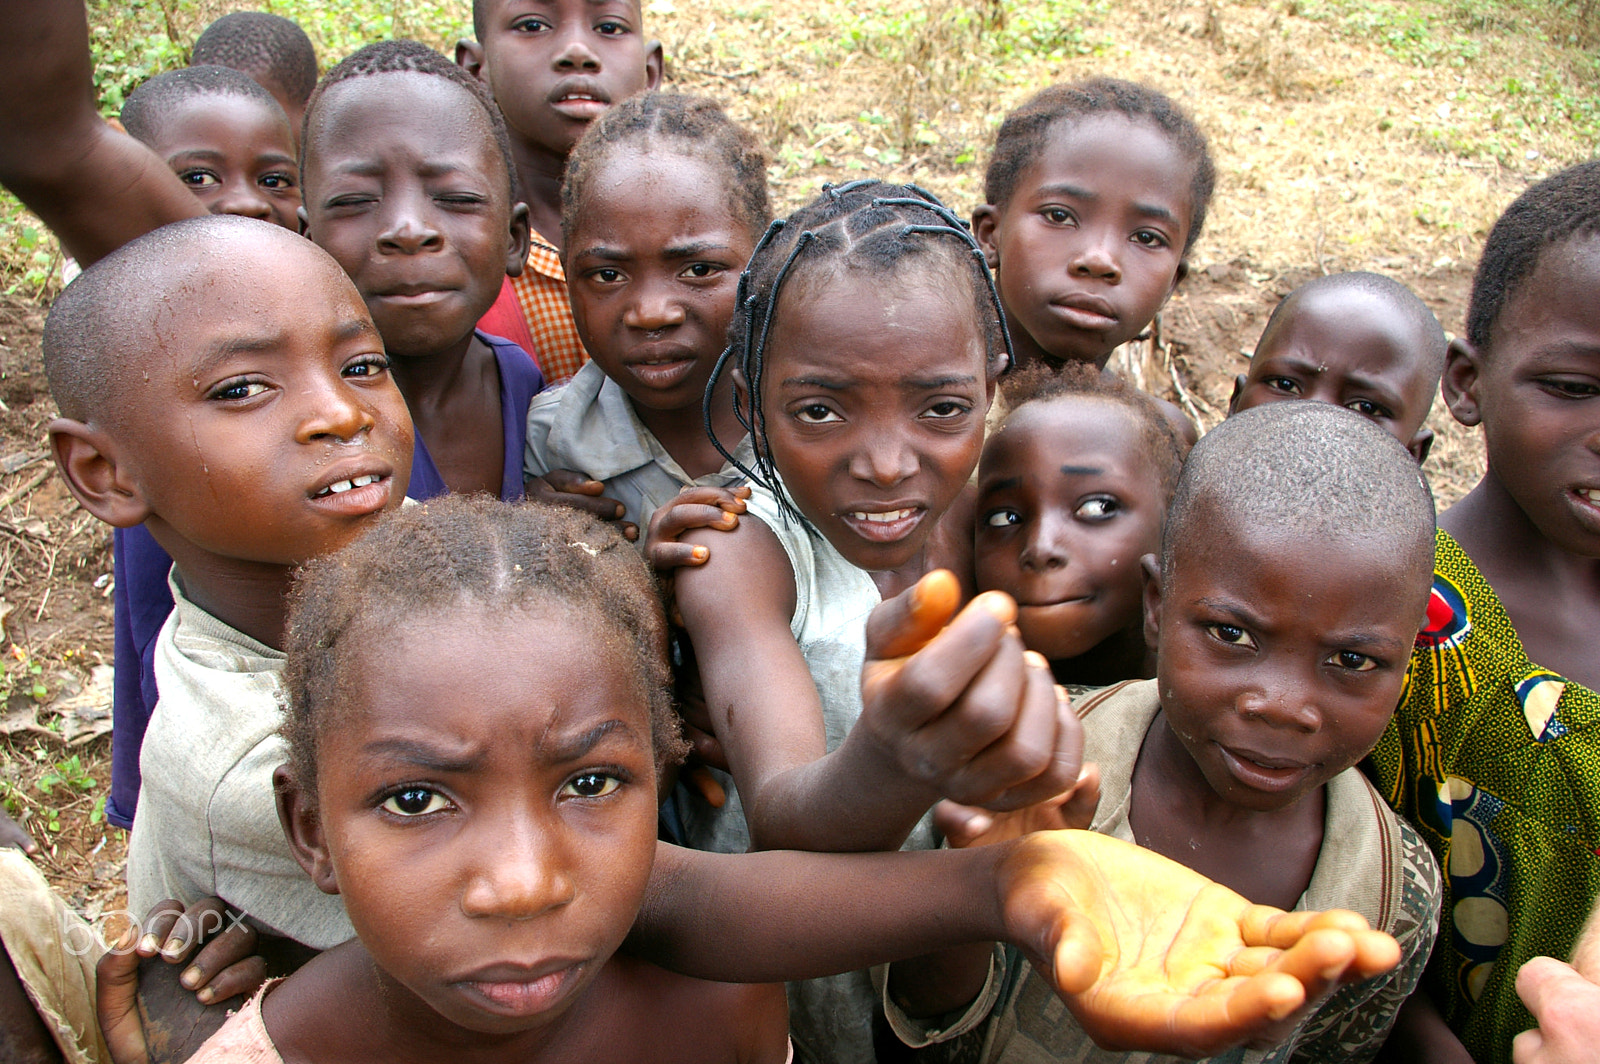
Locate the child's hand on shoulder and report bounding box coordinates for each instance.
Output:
[644,485,749,571]
[97,897,267,1064]
[997,829,1402,1057]
[525,470,638,541]
[859,570,1084,812]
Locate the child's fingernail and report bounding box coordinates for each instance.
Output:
[614,503,625,518]
[162,939,186,960]
[719,513,737,527]
[691,546,708,562]
[1024,650,1050,670]
[139,933,160,953]
[975,591,1015,623]
[197,986,214,1003]
[180,966,203,989]
[112,927,137,952]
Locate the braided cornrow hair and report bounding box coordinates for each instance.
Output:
[705,180,1013,521]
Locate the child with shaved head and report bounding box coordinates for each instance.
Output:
[888,402,1442,1064]
[1230,271,1447,462]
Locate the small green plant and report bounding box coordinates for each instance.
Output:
[37,754,96,796]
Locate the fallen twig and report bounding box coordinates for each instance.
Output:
[0,467,52,514]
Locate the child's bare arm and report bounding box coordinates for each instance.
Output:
[631,830,1402,1058]
[675,523,1081,852]
[0,0,202,266]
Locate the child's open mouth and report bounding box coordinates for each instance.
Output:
[549,82,610,121]
[841,507,924,543]
[308,471,392,517]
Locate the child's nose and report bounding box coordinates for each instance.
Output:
[1069,232,1121,282]
[298,382,377,445]
[213,187,273,223]
[552,29,602,70]
[848,431,918,488]
[1237,673,1322,732]
[1019,514,1070,573]
[623,282,686,332]
[459,818,577,921]
[378,209,443,254]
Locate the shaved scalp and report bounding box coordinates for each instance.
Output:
[1256,271,1446,380]
[43,215,337,426]
[191,11,319,108]
[120,65,289,146]
[1162,401,1435,585]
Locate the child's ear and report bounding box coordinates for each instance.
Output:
[971,206,1000,269]
[1408,425,1435,465]
[454,39,486,80]
[1168,259,1190,297]
[274,765,339,895]
[644,41,664,90]
[506,202,532,279]
[1140,553,1163,650]
[1440,337,1482,427]
[48,419,151,528]
[297,204,310,238]
[1227,373,1245,415]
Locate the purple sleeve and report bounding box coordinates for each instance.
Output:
[107,525,174,828]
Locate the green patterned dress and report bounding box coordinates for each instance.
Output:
[1367,529,1600,1063]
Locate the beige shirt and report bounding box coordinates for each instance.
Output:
[125,574,352,950]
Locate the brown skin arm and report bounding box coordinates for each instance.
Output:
[0,0,201,267]
[1374,990,1475,1064]
[630,831,1403,1058]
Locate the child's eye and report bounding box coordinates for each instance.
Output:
[511,15,551,32]
[209,378,268,401]
[1538,376,1600,398]
[1345,398,1391,419]
[681,262,723,280]
[260,172,297,191]
[1040,207,1075,225]
[984,508,1021,528]
[1206,623,1256,649]
[794,404,842,424]
[437,192,488,208]
[1075,496,1120,520]
[594,18,630,35]
[343,354,390,379]
[562,772,622,799]
[590,267,625,284]
[178,169,221,190]
[923,400,970,419]
[1263,376,1300,395]
[1331,650,1379,672]
[381,787,451,817]
[1130,229,1169,248]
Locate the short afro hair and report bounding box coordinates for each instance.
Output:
[1256,271,1446,382]
[984,78,1215,256]
[1161,401,1434,587]
[191,11,319,108]
[997,361,1185,498]
[562,92,771,244]
[119,64,290,148]
[302,39,518,203]
[44,215,330,427]
[281,495,688,796]
[1466,160,1600,352]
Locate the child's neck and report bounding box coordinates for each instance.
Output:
[509,140,567,253]
[1128,710,1324,911]
[629,376,743,481]
[152,534,294,650]
[389,332,506,497]
[1051,625,1153,687]
[1443,470,1600,690]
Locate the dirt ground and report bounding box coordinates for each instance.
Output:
[11,0,1580,920]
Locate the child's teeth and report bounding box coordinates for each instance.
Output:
[1581,488,1600,503]
[851,508,914,523]
[321,474,379,497]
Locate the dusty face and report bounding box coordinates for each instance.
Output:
[310,605,659,1035]
[975,113,1193,370]
[975,397,1166,661]
[566,150,753,414]
[1148,510,1428,813]
[1234,286,1439,448]
[151,93,301,230]
[1461,236,1600,558]
[117,230,412,568]
[475,0,659,160]
[758,267,991,573]
[301,72,525,361]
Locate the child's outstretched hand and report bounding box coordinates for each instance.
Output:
[998,829,1401,1057]
[859,570,1083,813]
[644,485,749,571]
[525,470,638,541]
[933,763,1103,848]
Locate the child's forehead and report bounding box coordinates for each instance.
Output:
[986,398,1160,481]
[312,71,491,141]
[1027,112,1197,212]
[485,0,644,25]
